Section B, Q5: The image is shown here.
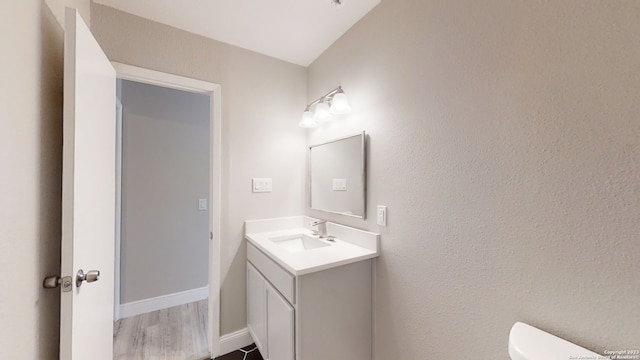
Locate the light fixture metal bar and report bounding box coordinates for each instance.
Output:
[306,86,343,109]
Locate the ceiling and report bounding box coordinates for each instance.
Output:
[93,0,381,66]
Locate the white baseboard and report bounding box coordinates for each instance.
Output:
[119,286,209,319]
[219,328,253,356]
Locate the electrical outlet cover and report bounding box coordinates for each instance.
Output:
[377,205,387,226]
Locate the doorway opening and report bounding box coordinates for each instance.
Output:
[112,63,222,359]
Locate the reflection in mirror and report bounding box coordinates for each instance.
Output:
[309,132,366,219]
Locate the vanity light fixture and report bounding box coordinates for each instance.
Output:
[313,100,332,122]
[299,86,352,128]
[299,106,317,128]
[329,90,352,114]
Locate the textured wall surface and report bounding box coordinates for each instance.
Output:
[307,0,640,358]
[120,80,210,303]
[91,4,307,334]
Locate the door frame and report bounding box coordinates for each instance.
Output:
[111,62,222,357]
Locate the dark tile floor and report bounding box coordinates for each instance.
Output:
[213,344,263,360]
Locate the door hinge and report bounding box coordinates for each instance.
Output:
[43,275,73,292]
[210,232,213,240]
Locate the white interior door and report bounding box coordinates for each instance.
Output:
[60,7,116,360]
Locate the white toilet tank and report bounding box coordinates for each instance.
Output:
[509,322,603,360]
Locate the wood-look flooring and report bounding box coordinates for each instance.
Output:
[114,300,209,360]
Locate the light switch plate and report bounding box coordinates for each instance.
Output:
[377,205,387,226]
[252,178,272,193]
[332,178,347,191]
[198,198,208,211]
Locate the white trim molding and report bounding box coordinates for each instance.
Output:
[119,286,209,319]
[112,62,217,93]
[114,96,123,321]
[219,328,254,356]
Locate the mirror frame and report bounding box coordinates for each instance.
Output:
[308,131,366,220]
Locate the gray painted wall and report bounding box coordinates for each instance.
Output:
[90,4,307,334]
[120,79,209,303]
[307,0,640,358]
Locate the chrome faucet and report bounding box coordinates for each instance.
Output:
[311,220,328,238]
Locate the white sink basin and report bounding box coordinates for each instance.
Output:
[269,234,331,253]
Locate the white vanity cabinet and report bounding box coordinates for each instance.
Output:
[266,279,295,360]
[247,261,295,360]
[247,263,268,355]
[247,242,373,360]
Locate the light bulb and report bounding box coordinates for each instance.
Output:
[298,110,317,128]
[313,101,333,122]
[329,92,351,115]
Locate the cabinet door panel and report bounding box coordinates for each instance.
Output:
[267,284,295,360]
[247,263,268,356]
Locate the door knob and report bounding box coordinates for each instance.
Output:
[76,269,100,287]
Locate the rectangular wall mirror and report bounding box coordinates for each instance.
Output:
[309,132,366,219]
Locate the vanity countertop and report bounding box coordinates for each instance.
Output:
[245,216,379,276]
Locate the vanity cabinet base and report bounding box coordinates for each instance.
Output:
[296,259,373,360]
[247,243,373,360]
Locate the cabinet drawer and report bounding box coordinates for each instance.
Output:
[247,243,295,304]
